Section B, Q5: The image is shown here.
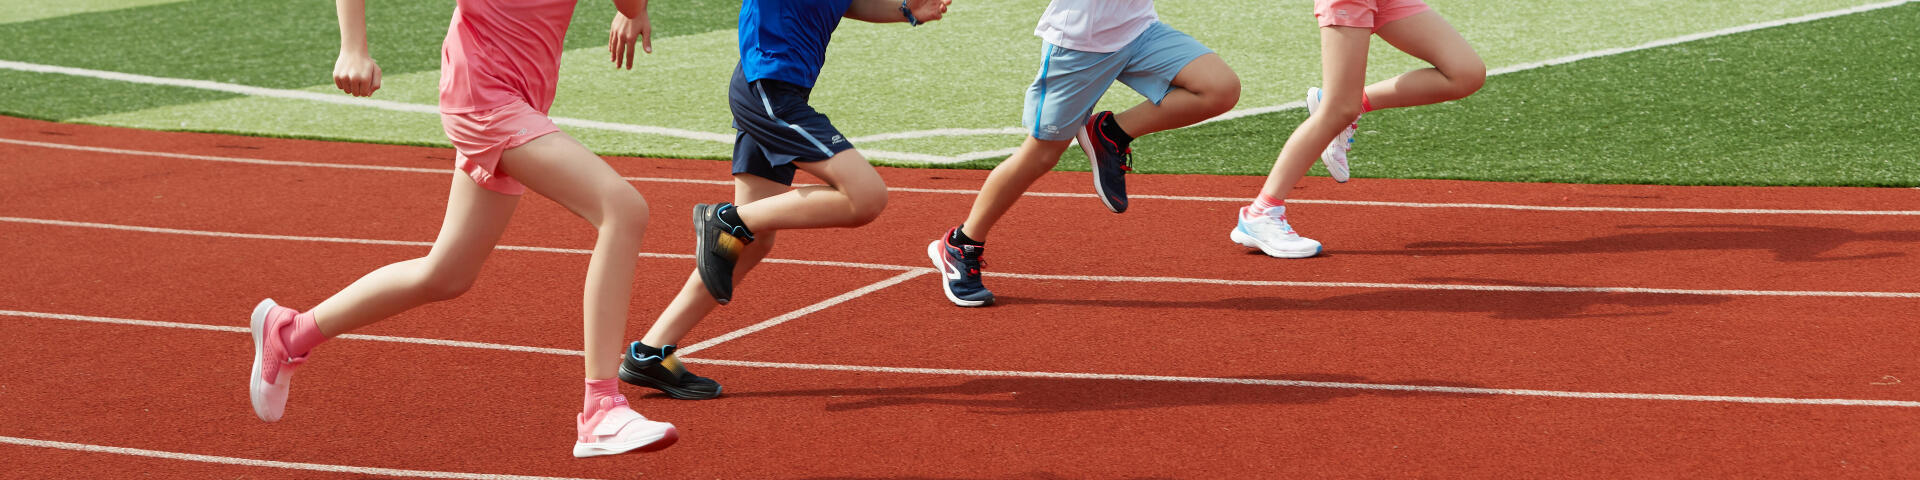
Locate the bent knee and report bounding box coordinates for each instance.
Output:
[848,189,889,226]
[416,270,477,302]
[1446,62,1487,99]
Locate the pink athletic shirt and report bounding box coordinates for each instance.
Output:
[439,0,576,114]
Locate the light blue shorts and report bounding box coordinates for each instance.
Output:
[1023,22,1214,141]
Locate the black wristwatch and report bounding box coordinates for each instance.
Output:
[899,0,922,26]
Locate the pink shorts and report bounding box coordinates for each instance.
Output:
[1314,0,1431,32]
[440,101,561,196]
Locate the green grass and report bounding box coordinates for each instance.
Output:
[1144,2,1920,186]
[1,0,1909,186]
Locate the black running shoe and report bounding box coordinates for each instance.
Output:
[619,342,722,400]
[692,203,752,305]
[927,229,993,307]
[1076,111,1132,214]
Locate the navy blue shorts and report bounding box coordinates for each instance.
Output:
[728,65,854,186]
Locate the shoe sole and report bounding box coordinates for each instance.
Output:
[691,204,730,305]
[248,298,283,422]
[572,426,679,458]
[1230,227,1322,259]
[618,362,722,400]
[1075,128,1126,214]
[927,240,990,307]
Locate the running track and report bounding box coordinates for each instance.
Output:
[3,115,1917,478]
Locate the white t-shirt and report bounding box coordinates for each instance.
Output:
[1033,0,1159,53]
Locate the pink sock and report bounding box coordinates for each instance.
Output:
[1361,93,1375,113]
[1247,193,1284,218]
[279,311,325,357]
[584,378,621,414]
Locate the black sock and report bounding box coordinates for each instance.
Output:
[949,227,983,247]
[1098,112,1134,150]
[634,342,666,359]
[716,203,753,239]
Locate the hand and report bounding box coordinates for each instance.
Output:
[332,52,382,97]
[906,0,952,23]
[609,10,652,70]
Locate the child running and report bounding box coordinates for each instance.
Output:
[1232,0,1485,258]
[925,0,1240,306]
[248,0,678,457]
[615,0,951,399]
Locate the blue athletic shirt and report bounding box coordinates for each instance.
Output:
[739,0,851,88]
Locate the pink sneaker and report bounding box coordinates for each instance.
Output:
[573,395,678,458]
[248,299,307,422]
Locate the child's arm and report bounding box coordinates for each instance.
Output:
[608,0,652,70]
[845,0,950,25]
[332,0,381,97]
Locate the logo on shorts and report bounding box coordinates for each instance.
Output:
[515,128,528,135]
[1043,125,1060,135]
[1335,9,1350,18]
[831,134,845,144]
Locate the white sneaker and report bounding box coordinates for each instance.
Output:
[1231,206,1322,258]
[1305,87,1356,183]
[573,396,678,458]
[249,299,306,422]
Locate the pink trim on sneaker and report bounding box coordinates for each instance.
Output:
[260,306,308,385]
[280,312,324,358]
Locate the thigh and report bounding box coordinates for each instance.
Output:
[1116,23,1225,102]
[1317,25,1375,106]
[423,171,520,271]
[497,131,642,225]
[734,173,792,205]
[1023,42,1126,141]
[1374,10,1481,75]
[791,148,885,198]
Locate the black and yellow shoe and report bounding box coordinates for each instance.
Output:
[692,203,753,305]
[619,342,722,400]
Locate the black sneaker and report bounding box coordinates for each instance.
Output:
[619,342,722,400]
[1076,111,1132,214]
[692,203,752,305]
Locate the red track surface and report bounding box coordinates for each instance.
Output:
[3,115,1918,478]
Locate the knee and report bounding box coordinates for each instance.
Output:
[599,190,652,239]
[1446,62,1487,99]
[1200,75,1242,116]
[847,188,888,226]
[415,268,477,302]
[1319,101,1365,125]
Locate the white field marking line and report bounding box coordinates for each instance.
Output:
[932,0,1919,162]
[11,136,1920,216]
[0,435,598,480]
[682,358,1920,408]
[675,269,932,355]
[0,60,946,163]
[8,215,1920,298]
[0,1,1905,163]
[8,309,1918,409]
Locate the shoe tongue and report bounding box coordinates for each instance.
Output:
[659,344,677,357]
[1260,205,1287,218]
[958,244,984,256]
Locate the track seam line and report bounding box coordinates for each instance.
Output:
[676,269,932,355]
[6,215,1917,298]
[0,435,600,480]
[7,137,1920,215]
[4,308,1916,408]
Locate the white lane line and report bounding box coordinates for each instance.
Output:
[7,215,1919,298]
[676,269,932,355]
[0,435,599,480]
[681,358,1920,408]
[5,309,1916,409]
[9,136,1920,215]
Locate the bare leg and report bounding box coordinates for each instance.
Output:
[1111,53,1241,136]
[496,133,652,380]
[731,149,889,232]
[960,137,1075,241]
[308,173,519,336]
[639,174,790,348]
[1365,11,1486,110]
[1256,26,1373,200]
